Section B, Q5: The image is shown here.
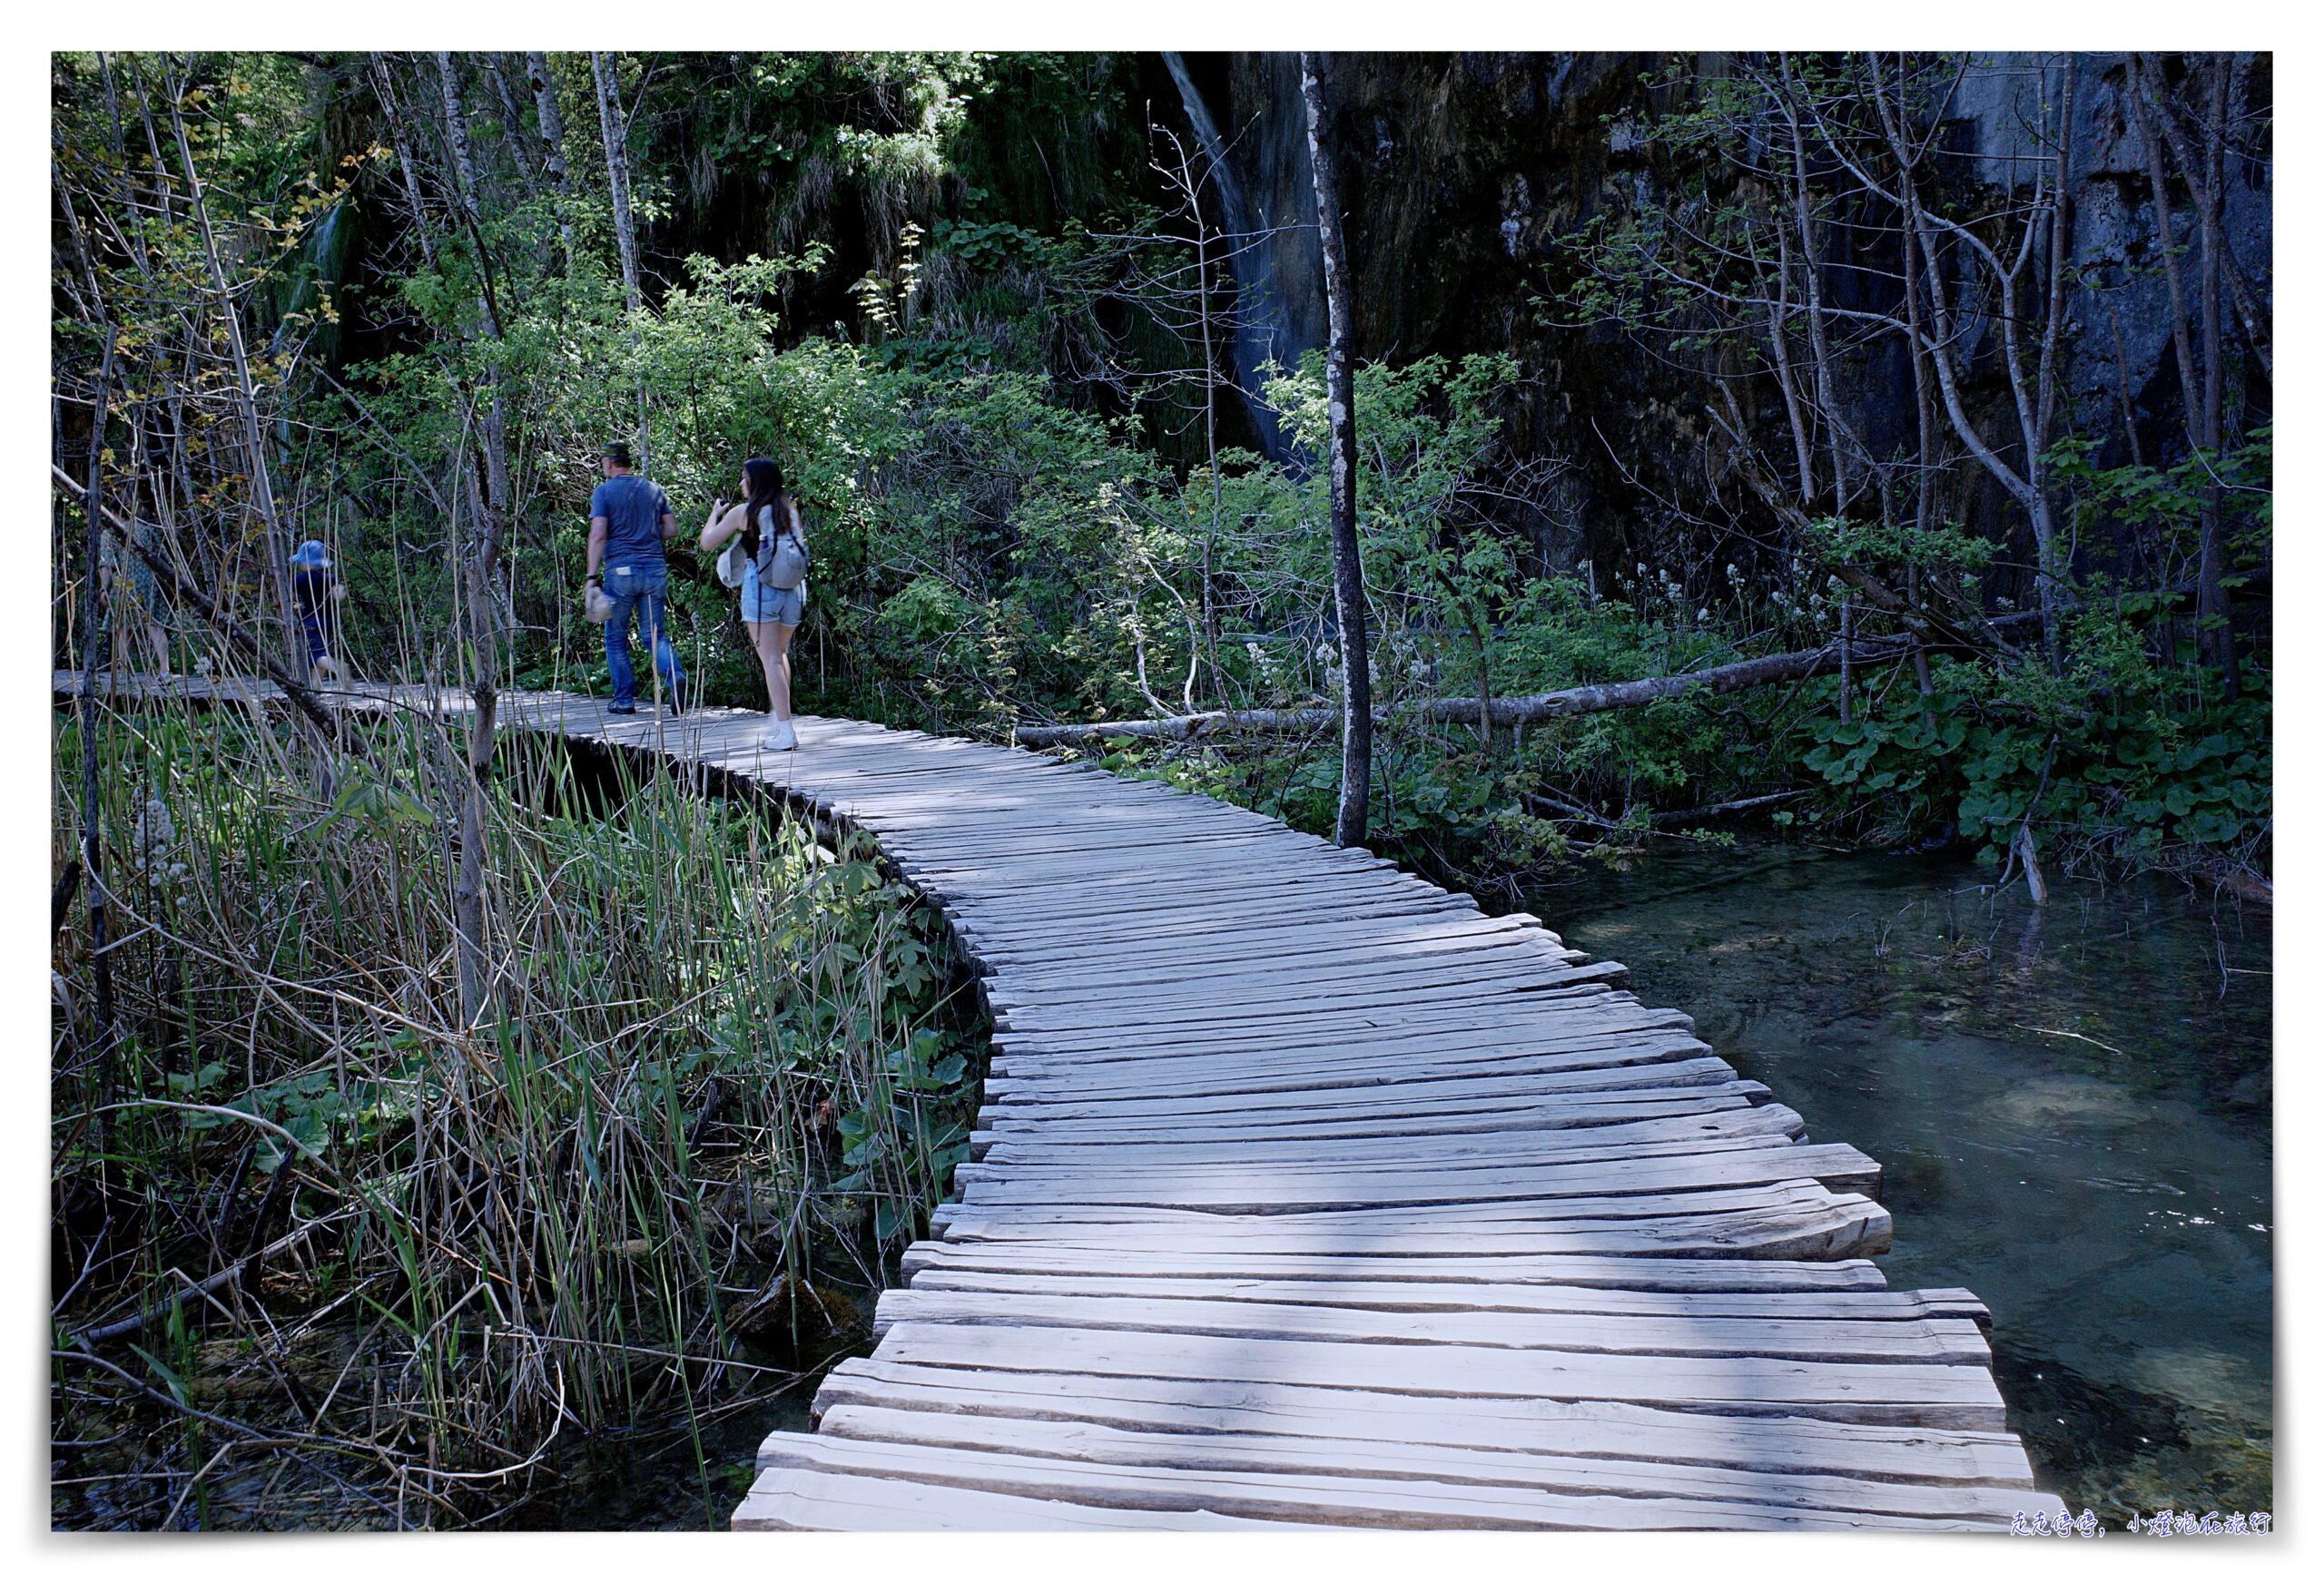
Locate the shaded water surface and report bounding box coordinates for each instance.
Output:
[527,1389,812,1530]
[1531,841,2272,1516]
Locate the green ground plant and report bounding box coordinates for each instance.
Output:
[51,693,981,1528]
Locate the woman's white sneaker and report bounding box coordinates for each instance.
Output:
[764,716,798,752]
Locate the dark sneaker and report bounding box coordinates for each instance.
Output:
[665,680,687,715]
[606,703,637,716]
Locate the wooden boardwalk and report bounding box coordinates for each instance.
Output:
[58,674,2062,1532]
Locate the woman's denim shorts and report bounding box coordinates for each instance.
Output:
[740,560,806,626]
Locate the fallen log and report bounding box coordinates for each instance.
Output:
[1518,788,1808,835]
[1012,571,2270,747]
[1014,634,1920,745]
[2195,860,2272,908]
[1653,789,1812,826]
[68,1208,351,1349]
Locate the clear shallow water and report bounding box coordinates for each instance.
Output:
[1531,841,2273,1517]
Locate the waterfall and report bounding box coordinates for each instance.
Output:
[1161,52,1292,462]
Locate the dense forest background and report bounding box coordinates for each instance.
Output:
[47,49,2272,1527]
[52,50,2271,889]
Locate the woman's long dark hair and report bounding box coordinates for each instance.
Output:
[740,457,787,557]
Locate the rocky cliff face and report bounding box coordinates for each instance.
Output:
[1179,52,2272,588]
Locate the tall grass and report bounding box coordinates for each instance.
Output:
[51,671,983,1529]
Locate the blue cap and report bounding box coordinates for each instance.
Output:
[292,539,330,569]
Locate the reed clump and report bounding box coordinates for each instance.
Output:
[51,686,983,1529]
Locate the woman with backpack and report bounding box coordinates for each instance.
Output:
[700,456,809,751]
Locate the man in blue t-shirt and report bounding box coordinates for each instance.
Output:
[584,441,685,713]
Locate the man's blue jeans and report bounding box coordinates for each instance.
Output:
[603,562,684,708]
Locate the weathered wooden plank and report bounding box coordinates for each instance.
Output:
[934,1176,1854,1230]
[983,949,1624,1016]
[980,1073,1768,1121]
[930,1191,1896,1262]
[943,872,1482,924]
[970,1116,1809,1165]
[987,966,1634,1035]
[867,1320,2006,1429]
[732,1463,1296,1530]
[896,1244,1897,1293]
[967,1088,1774,1155]
[755,1429,2039,1529]
[948,1141,1883,1209]
[901,842,1395,889]
[872,1289,1992,1365]
[971,1106,1804,1167]
[960,1128,1816,1184]
[811,1359,2036,1486]
[970,909,1569,973]
[984,937,1602,1003]
[899,1268,1991,1328]
[988,1000,1696,1062]
[987,1028,1710,1082]
[897,834,1373,880]
[979,1056,1742,1120]
[983,1051,1723,1110]
[946,885,1480,939]
[813,1404,2038,1521]
[985,1030,1718,1096]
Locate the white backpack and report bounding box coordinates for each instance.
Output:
[757,502,810,590]
[715,501,808,590]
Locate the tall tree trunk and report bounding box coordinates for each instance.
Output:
[2195,56,2240,699]
[2026,59,2075,672]
[1767,222,1818,505]
[166,61,301,680]
[435,54,497,329]
[1189,156,1229,710]
[2139,54,2272,379]
[436,52,514,1027]
[1876,89,2054,598]
[484,53,528,160]
[78,345,121,1137]
[1898,218,1940,733]
[369,54,440,275]
[591,51,649,470]
[2132,57,2204,437]
[1778,57,1849,510]
[525,51,575,267]
[592,51,642,312]
[57,180,122,1145]
[1299,53,1372,849]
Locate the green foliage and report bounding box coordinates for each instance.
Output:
[59,48,2272,894]
[51,702,983,1524]
[2050,427,2274,578]
[1795,625,2271,869]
